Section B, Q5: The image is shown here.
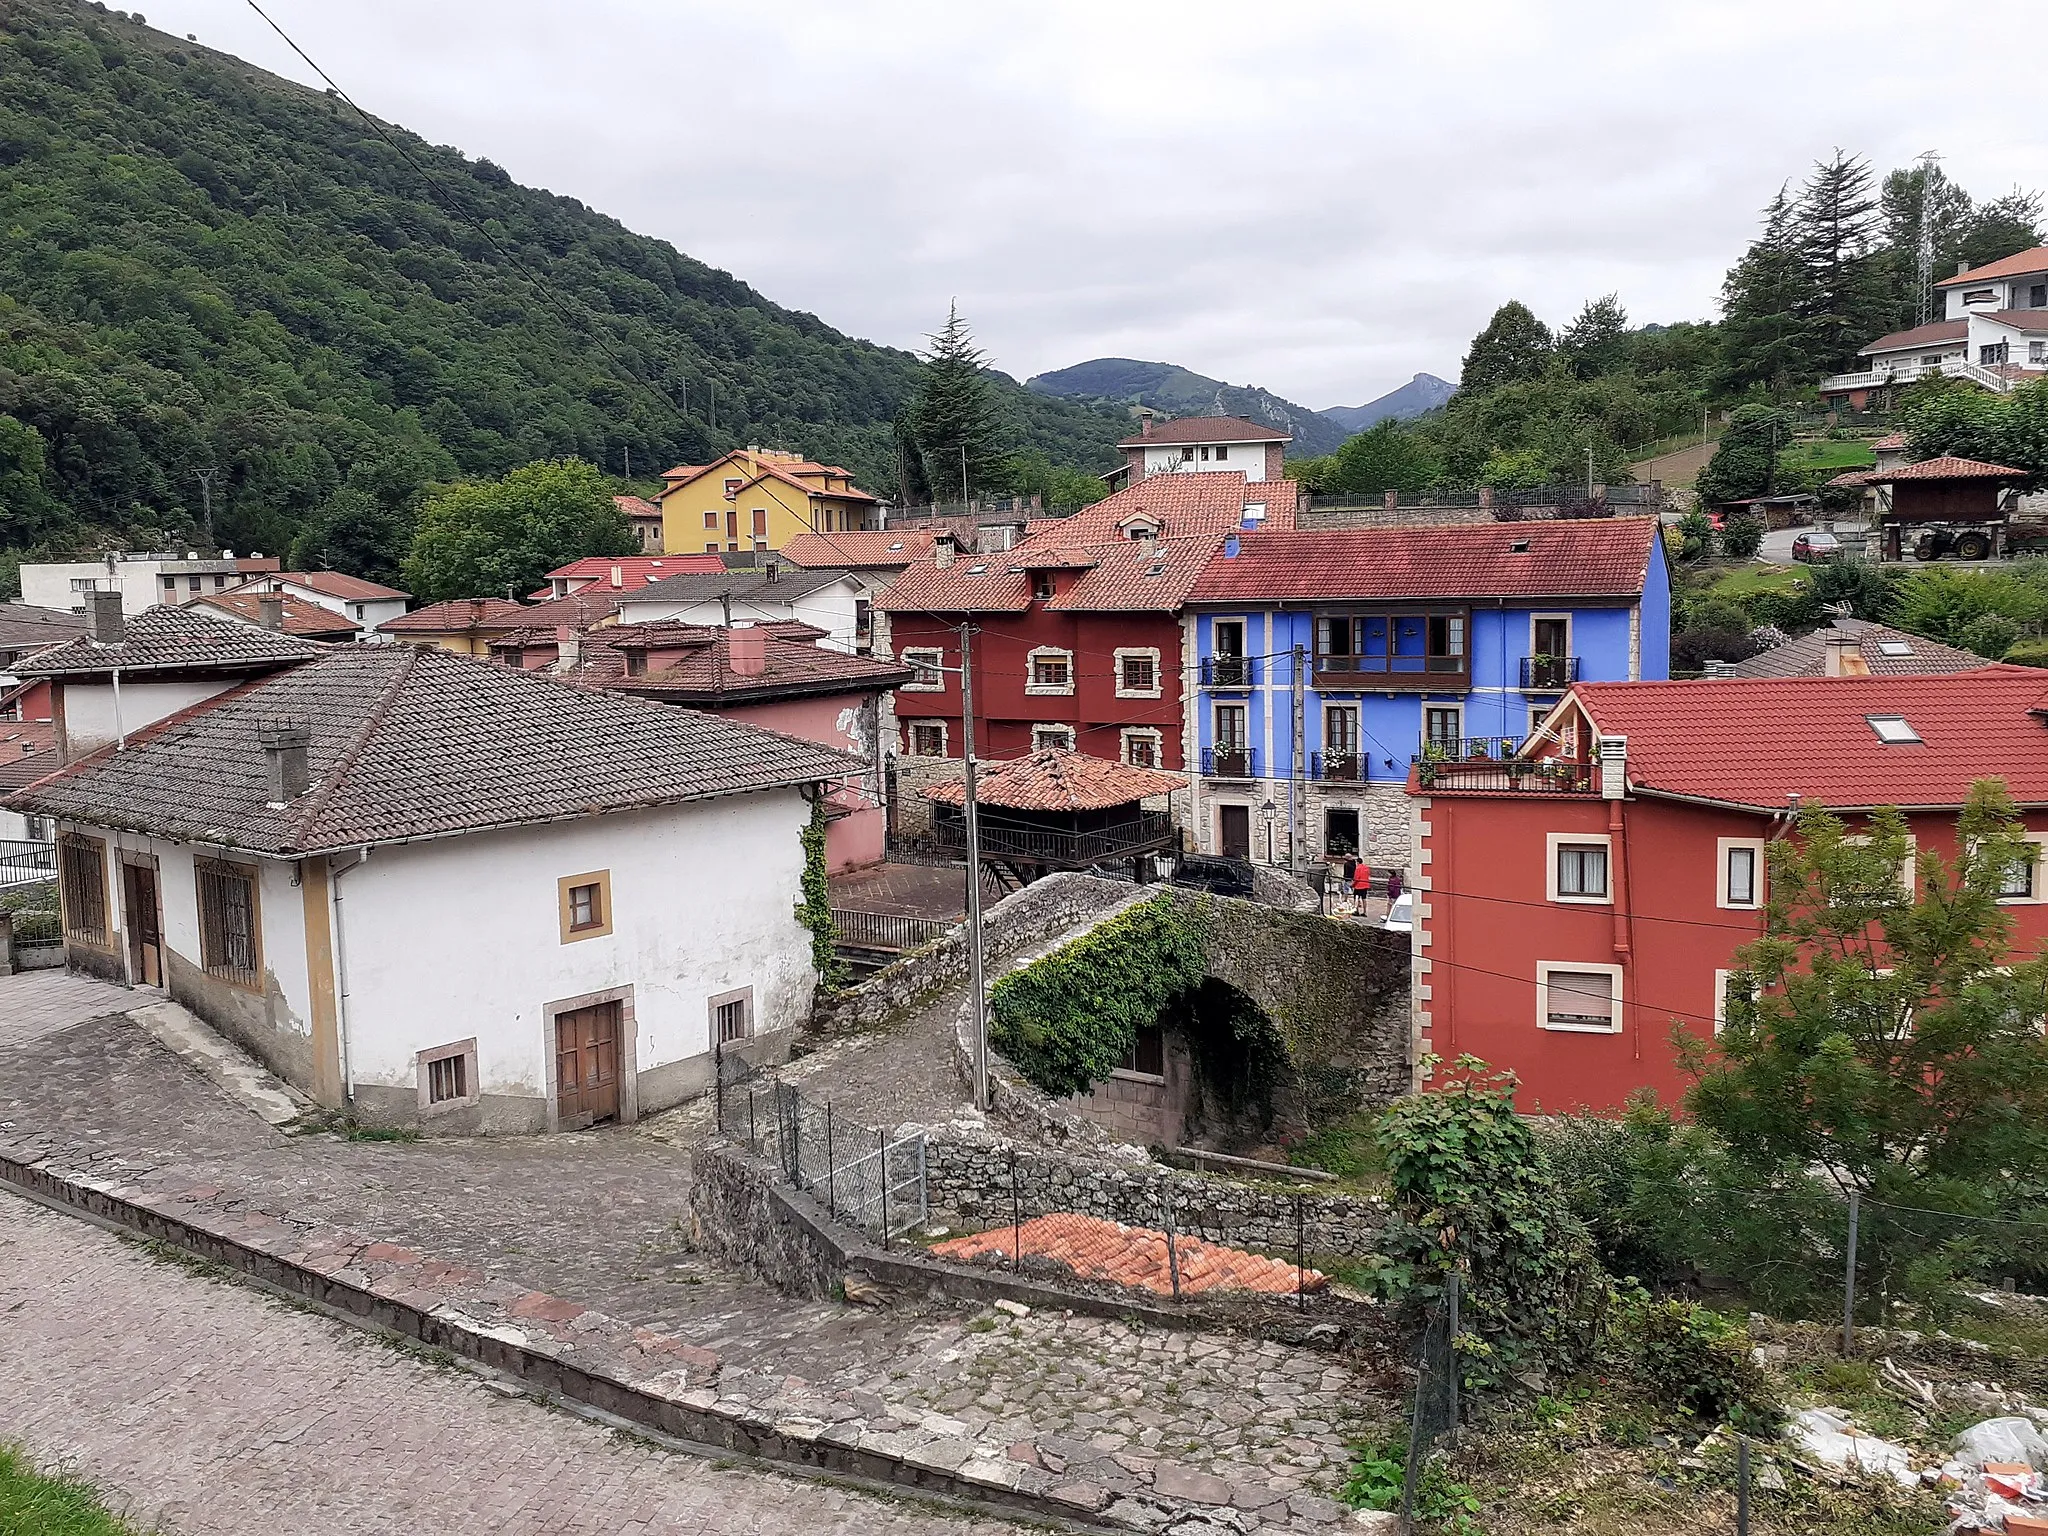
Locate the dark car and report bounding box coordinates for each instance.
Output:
[1168,854,1257,899]
[1791,530,1840,563]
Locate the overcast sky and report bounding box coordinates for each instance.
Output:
[144,0,2045,410]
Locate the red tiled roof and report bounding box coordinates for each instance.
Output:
[1860,318,1967,354]
[1188,518,1661,603]
[189,591,361,638]
[1572,666,2048,810]
[259,570,410,602]
[777,531,935,569]
[378,597,528,635]
[1117,415,1291,448]
[923,747,1185,811]
[0,719,56,791]
[1938,247,2048,286]
[929,1214,1324,1298]
[740,464,879,503]
[1867,455,2027,482]
[613,494,662,519]
[1873,432,1909,452]
[579,627,911,703]
[530,555,725,597]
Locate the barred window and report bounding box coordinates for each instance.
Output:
[197,859,262,988]
[59,835,108,945]
[710,986,754,1045]
[428,1054,468,1104]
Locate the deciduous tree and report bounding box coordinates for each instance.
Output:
[402,458,632,601]
[1458,301,1554,395]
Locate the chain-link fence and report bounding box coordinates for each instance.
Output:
[713,1045,928,1244]
[1399,1271,1461,1531]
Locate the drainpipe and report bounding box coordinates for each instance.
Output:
[112,667,126,750]
[329,847,372,1103]
[1598,738,1639,1059]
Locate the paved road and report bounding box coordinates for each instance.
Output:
[0,1192,1026,1536]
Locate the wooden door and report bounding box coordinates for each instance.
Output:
[122,862,163,988]
[555,1003,621,1129]
[1218,804,1251,860]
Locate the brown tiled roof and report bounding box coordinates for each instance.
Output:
[740,464,879,503]
[255,570,410,601]
[578,628,913,704]
[0,720,56,791]
[613,494,662,518]
[930,1214,1324,1298]
[1938,248,2048,286]
[13,604,326,677]
[1868,455,2027,482]
[0,602,86,654]
[1721,619,1986,680]
[378,597,528,635]
[777,531,935,569]
[1872,432,1910,452]
[8,646,859,856]
[1985,309,2048,335]
[923,747,1185,811]
[624,566,860,608]
[190,592,361,638]
[1860,318,1967,354]
[1116,415,1291,447]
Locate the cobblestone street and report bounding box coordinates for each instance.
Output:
[0,1193,1028,1535]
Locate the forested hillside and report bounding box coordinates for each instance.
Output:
[0,0,1123,560]
[1025,357,1349,455]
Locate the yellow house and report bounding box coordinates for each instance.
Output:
[658,448,880,556]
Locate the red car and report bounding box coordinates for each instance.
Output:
[1792,531,1840,563]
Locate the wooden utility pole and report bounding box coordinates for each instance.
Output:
[960,622,988,1109]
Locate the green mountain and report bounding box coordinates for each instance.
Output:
[0,0,1124,560]
[1025,357,1351,457]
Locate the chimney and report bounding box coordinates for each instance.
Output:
[259,721,311,804]
[88,590,125,644]
[1957,259,1972,276]
[1598,735,1628,800]
[554,624,582,669]
[1384,490,1399,511]
[1822,634,1852,676]
[764,559,779,582]
[729,623,765,676]
[257,595,285,631]
[1141,415,1153,437]
[934,536,957,570]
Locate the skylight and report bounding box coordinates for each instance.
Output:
[1876,640,1913,657]
[1867,714,1922,744]
[967,563,987,574]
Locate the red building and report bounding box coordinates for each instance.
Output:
[1412,667,2048,1113]
[877,473,1292,771]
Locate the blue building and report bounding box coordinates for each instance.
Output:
[1180,518,1670,868]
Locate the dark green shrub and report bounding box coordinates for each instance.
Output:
[9,911,60,944]
[2005,638,2048,668]
[1720,515,1765,559]
[1608,1288,1779,1427]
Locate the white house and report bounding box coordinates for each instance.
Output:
[1102,416,1291,494]
[7,638,854,1134]
[223,570,411,641]
[1822,246,2048,404]
[617,564,867,653]
[18,552,282,615]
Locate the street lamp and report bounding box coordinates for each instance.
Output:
[1259,798,1276,866]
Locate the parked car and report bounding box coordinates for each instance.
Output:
[1791,531,1841,563]
[1381,892,1414,933]
[1169,854,1257,899]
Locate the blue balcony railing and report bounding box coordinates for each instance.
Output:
[1201,746,1258,779]
[1200,656,1257,689]
[1312,751,1365,782]
[1519,654,1582,691]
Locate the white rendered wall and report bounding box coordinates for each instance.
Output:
[334,791,816,1100]
[1140,444,1271,482]
[62,679,235,757]
[617,582,863,653]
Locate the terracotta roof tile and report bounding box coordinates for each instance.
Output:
[1116,415,1291,447]
[577,626,912,703]
[189,591,362,638]
[1189,518,1660,603]
[1571,666,2048,810]
[613,494,662,518]
[1722,619,1986,680]
[777,531,935,569]
[923,747,1184,810]
[241,570,410,602]
[0,719,57,791]
[1867,455,2027,482]
[532,556,726,597]
[14,604,326,677]
[7,646,858,855]
[1937,247,2048,286]
[1873,432,1910,452]
[378,597,528,635]
[1984,309,2048,335]
[930,1214,1324,1298]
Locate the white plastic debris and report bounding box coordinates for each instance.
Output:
[1786,1408,1920,1488]
[1954,1416,2048,1472]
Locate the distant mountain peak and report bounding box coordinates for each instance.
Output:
[1317,374,1457,435]
[1027,358,1349,457]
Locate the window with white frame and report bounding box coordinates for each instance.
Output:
[906,720,947,757]
[900,646,944,691]
[1717,837,1766,909]
[1712,969,1756,1035]
[1026,647,1074,695]
[1546,833,1611,903]
[1423,705,1462,753]
[1121,728,1162,768]
[1115,648,1161,698]
[1033,723,1076,751]
[1537,963,1623,1033]
[1990,834,2048,902]
[1843,832,1917,897]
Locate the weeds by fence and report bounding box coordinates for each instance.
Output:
[1400,1271,1461,1530]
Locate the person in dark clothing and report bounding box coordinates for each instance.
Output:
[1385,867,1404,903]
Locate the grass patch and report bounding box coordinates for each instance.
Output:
[343,1125,420,1143]
[0,1445,144,1535]
[1695,562,1808,600]
[1286,1111,1386,1183]
[1780,439,1877,472]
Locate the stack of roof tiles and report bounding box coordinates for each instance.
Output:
[930,1214,1325,1298]
[8,645,858,855]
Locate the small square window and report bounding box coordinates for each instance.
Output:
[901,647,944,691]
[1556,842,1608,899]
[428,1053,467,1103]
[1122,729,1161,768]
[1180,446,1196,461]
[1026,648,1073,694]
[417,1037,480,1113]
[1034,724,1075,751]
[704,511,719,529]
[1214,445,1228,462]
[1032,573,1055,600]
[1876,640,1913,657]
[558,870,614,943]
[710,986,754,1046]
[568,882,602,930]
[908,721,946,757]
[1120,653,1156,693]
[1539,964,1621,1032]
[1867,714,1921,744]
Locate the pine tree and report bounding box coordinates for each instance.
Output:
[1559,294,1630,379]
[1458,301,1555,394]
[908,302,1010,502]
[1717,187,1813,393]
[1794,150,1890,374]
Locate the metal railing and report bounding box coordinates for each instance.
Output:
[1200,655,1257,688]
[0,839,55,888]
[1417,749,1597,793]
[1519,654,1582,691]
[1312,751,1365,782]
[828,907,958,953]
[1304,483,1658,511]
[1201,746,1258,779]
[928,810,1175,865]
[1314,654,1469,685]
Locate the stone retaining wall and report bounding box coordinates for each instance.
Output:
[919,1133,1389,1260]
[810,872,1146,1036]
